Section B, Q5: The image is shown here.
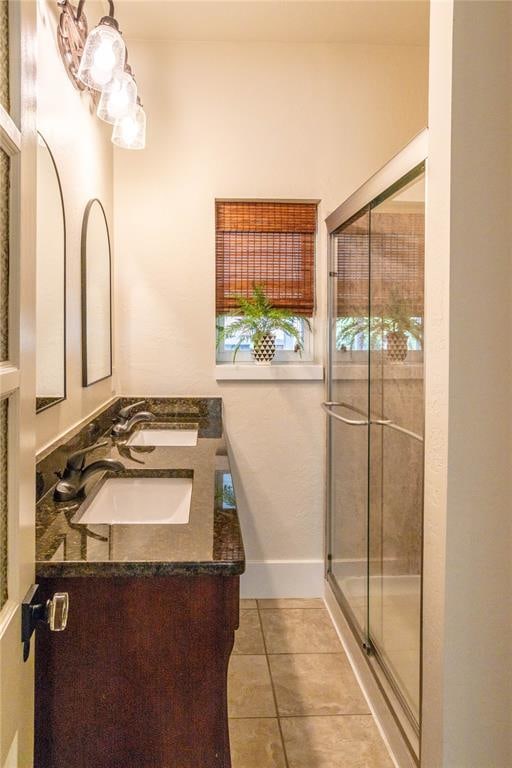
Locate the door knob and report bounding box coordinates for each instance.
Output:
[47,592,69,632]
[21,584,70,661]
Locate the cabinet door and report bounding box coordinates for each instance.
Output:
[35,575,239,768]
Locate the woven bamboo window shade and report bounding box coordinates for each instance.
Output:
[336,210,370,317]
[336,209,424,316]
[371,211,424,315]
[216,201,317,316]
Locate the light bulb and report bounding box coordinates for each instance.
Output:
[111,88,128,111]
[93,40,116,72]
[121,114,137,143]
[77,20,126,91]
[97,71,137,124]
[90,63,114,88]
[112,102,146,150]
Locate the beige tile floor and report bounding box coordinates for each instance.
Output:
[228,599,394,768]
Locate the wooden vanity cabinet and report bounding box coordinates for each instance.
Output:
[35,574,239,768]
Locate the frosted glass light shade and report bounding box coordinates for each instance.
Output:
[97,71,137,124]
[112,104,146,150]
[77,21,126,91]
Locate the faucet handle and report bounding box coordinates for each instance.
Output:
[118,400,146,420]
[66,440,109,471]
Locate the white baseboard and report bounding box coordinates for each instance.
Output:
[240,560,324,598]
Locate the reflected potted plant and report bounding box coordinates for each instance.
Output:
[380,293,422,362]
[337,292,422,363]
[216,284,310,365]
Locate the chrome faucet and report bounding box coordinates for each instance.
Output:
[54,441,124,502]
[111,400,155,437]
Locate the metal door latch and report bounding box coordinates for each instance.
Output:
[21,584,69,662]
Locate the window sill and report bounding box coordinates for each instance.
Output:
[332,362,423,380]
[215,363,324,381]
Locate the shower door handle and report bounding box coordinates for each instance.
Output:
[374,420,424,443]
[321,402,368,426]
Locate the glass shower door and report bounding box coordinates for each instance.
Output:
[326,132,427,759]
[368,170,425,726]
[326,208,370,641]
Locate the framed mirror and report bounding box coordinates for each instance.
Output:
[81,199,112,386]
[36,132,66,413]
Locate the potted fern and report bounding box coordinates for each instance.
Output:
[216,284,310,364]
[380,293,422,362]
[337,293,422,363]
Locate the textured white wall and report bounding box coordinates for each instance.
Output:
[113,40,428,574]
[36,0,114,452]
[423,1,512,764]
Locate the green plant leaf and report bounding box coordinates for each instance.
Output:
[217,284,311,362]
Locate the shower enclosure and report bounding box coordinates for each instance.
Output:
[324,131,426,760]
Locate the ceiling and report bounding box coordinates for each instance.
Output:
[113,0,429,46]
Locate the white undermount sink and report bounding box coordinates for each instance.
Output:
[126,427,198,447]
[74,477,192,525]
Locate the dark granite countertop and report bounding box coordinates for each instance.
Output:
[36,398,245,578]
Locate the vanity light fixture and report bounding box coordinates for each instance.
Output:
[97,69,137,125]
[112,98,146,150]
[57,0,146,149]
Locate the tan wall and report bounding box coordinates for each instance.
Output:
[36,0,115,452]
[423,1,512,764]
[113,39,428,574]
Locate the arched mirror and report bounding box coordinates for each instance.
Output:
[81,199,112,386]
[36,132,66,413]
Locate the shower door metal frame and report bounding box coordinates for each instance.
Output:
[324,128,428,763]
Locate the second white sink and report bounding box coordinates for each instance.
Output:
[74,477,192,525]
[127,427,198,447]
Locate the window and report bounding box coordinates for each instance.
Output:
[216,200,317,363]
[216,315,312,362]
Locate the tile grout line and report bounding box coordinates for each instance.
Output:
[236,651,348,655]
[229,712,374,720]
[242,607,326,612]
[256,602,291,768]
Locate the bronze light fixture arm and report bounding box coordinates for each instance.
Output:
[124,51,136,82]
[75,0,116,23]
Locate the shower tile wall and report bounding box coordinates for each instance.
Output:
[371,375,423,575]
[331,376,423,579]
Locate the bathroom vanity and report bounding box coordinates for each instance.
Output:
[34,398,244,768]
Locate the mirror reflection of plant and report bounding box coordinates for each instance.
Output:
[215,481,236,509]
[337,291,423,351]
[216,284,311,362]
